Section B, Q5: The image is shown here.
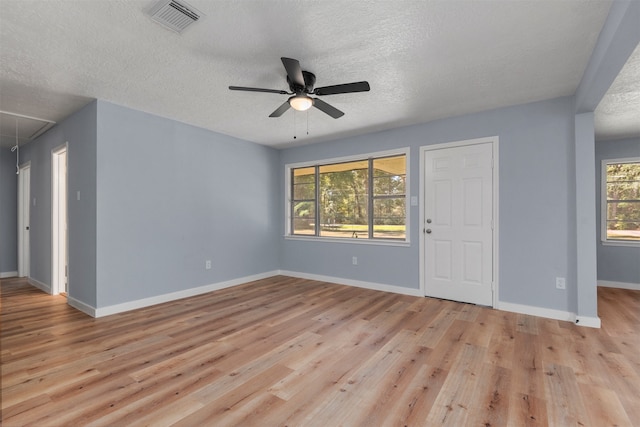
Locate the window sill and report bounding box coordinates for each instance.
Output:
[284,235,411,247]
[601,239,640,248]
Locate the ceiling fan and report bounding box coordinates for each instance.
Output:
[229,57,370,119]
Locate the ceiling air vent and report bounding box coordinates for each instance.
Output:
[147,0,202,34]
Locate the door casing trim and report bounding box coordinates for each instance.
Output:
[52,142,69,295]
[17,161,31,278]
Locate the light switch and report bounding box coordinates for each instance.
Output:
[410,196,418,206]
[77,191,81,201]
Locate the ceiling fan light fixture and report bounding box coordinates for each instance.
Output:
[289,95,313,111]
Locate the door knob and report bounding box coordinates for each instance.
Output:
[425,229,432,234]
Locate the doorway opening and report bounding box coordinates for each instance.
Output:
[52,145,68,296]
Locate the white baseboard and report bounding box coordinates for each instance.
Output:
[278,270,423,297]
[498,301,574,322]
[498,301,601,328]
[48,269,610,329]
[280,272,600,327]
[28,277,51,294]
[94,270,280,318]
[598,280,640,291]
[67,297,96,317]
[573,315,601,328]
[0,271,18,279]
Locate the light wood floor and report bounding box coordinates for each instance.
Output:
[1,276,639,426]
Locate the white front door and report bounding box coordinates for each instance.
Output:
[423,142,494,306]
[18,163,30,278]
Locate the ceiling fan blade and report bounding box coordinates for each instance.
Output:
[314,81,370,96]
[269,101,291,118]
[313,98,344,119]
[229,86,289,94]
[281,57,305,88]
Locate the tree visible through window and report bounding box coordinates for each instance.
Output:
[290,153,407,240]
[603,159,640,242]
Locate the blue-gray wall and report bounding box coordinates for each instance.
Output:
[280,97,576,312]
[18,101,98,306]
[595,137,640,285]
[94,101,280,307]
[0,147,18,275]
[572,0,639,319]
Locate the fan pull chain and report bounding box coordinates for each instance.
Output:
[293,111,297,140]
[306,111,309,135]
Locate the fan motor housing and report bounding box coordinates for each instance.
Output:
[288,71,316,94]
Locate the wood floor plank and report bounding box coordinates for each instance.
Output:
[173,363,292,426]
[380,363,449,427]
[425,343,486,426]
[1,277,639,426]
[470,363,511,427]
[314,329,417,425]
[597,351,640,423]
[191,331,318,403]
[47,366,224,426]
[511,331,545,398]
[543,363,590,426]
[579,382,634,427]
[351,341,431,426]
[507,392,549,427]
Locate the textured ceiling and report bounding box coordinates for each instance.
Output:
[595,42,640,141]
[0,0,625,149]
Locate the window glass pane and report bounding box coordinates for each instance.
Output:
[607,182,640,200]
[319,161,369,239]
[319,160,368,174]
[373,156,406,196]
[607,163,640,181]
[373,155,406,239]
[292,202,315,235]
[373,198,406,239]
[293,166,316,182]
[605,161,640,241]
[292,167,316,197]
[292,166,316,235]
[293,183,315,200]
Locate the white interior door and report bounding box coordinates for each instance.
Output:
[423,142,494,306]
[52,147,68,294]
[18,163,30,278]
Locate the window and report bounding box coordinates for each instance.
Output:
[288,150,408,242]
[602,158,640,245]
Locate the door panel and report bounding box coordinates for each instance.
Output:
[434,240,452,280]
[434,180,452,226]
[424,143,493,306]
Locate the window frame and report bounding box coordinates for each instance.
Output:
[285,148,410,246]
[601,157,640,247]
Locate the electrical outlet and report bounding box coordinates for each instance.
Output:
[556,277,566,290]
[205,260,212,270]
[352,256,358,265]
